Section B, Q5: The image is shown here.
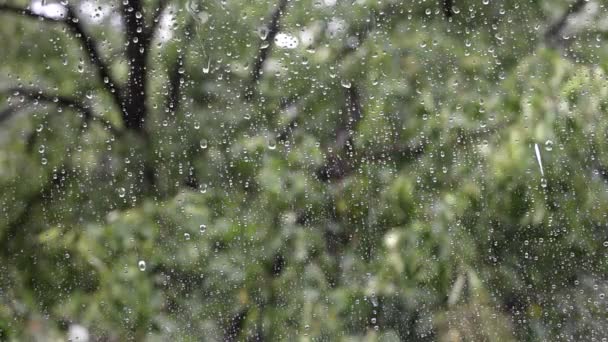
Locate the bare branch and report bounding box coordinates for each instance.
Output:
[147,0,170,41]
[0,4,124,119]
[64,6,123,108]
[545,0,587,47]
[244,0,289,100]
[0,3,63,21]
[4,88,121,135]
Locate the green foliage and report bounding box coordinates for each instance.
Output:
[2,0,608,340]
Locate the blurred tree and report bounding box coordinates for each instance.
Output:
[1,0,608,340]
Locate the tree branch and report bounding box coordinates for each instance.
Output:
[335,2,403,62]
[545,0,587,47]
[165,21,195,114]
[4,88,121,135]
[0,164,72,257]
[121,0,150,131]
[64,6,122,109]
[443,0,453,18]
[0,4,124,122]
[244,0,289,100]
[147,0,170,41]
[0,3,63,21]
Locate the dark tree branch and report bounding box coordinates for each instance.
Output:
[0,106,20,124]
[336,85,362,149]
[4,88,120,135]
[0,4,124,124]
[224,308,249,341]
[0,164,72,257]
[121,0,150,131]
[276,118,298,143]
[335,2,403,61]
[0,4,62,21]
[545,0,587,47]
[443,0,453,18]
[166,21,195,114]
[315,142,427,182]
[167,53,185,112]
[245,0,289,100]
[147,0,170,41]
[64,6,123,110]
[316,85,364,182]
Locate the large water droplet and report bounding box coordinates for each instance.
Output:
[267,137,277,150]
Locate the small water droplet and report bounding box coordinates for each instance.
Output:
[545,140,553,151]
[258,27,269,40]
[267,137,277,150]
[540,178,547,188]
[118,187,126,198]
[199,224,207,233]
[200,139,208,149]
[138,260,146,271]
[184,233,191,240]
[340,79,352,88]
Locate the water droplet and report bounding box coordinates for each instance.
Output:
[267,137,277,150]
[258,27,269,40]
[545,140,553,151]
[184,233,191,240]
[38,145,45,154]
[203,58,211,74]
[138,260,146,271]
[340,79,352,88]
[199,224,207,233]
[540,178,547,188]
[118,187,126,198]
[200,139,208,149]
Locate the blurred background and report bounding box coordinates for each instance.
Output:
[1,0,608,340]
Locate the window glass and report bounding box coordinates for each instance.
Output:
[1,0,606,340]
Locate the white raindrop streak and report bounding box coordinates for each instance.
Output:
[534,143,544,176]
